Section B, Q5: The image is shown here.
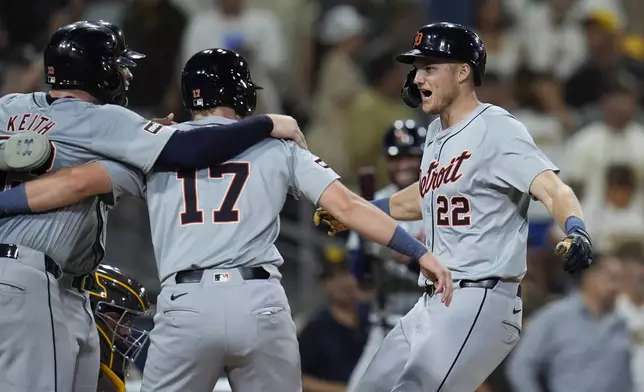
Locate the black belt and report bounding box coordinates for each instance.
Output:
[425,278,522,298]
[0,243,62,279]
[175,266,270,284]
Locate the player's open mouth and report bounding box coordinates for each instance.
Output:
[421,90,432,100]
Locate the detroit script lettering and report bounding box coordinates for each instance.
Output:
[419,151,472,197]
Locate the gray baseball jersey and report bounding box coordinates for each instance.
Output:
[353,105,544,392]
[145,116,340,282]
[0,92,171,273]
[418,103,558,284]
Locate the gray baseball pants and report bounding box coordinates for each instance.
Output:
[141,267,301,392]
[0,245,73,392]
[353,280,522,392]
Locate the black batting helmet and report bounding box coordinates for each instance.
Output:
[394,22,486,108]
[383,119,427,158]
[44,21,144,106]
[181,48,262,117]
[88,20,145,64]
[88,264,150,387]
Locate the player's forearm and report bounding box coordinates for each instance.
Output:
[337,200,427,258]
[549,184,583,231]
[532,171,585,234]
[25,165,110,211]
[0,164,112,215]
[302,375,346,392]
[388,181,423,221]
[154,115,273,170]
[538,180,584,235]
[319,182,428,259]
[0,173,83,215]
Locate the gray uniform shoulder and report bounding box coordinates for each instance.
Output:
[480,105,531,141]
[90,102,140,118]
[0,93,25,106]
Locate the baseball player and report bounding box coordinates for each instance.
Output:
[315,22,593,392]
[0,48,454,392]
[0,21,305,392]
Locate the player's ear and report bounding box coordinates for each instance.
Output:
[456,63,471,84]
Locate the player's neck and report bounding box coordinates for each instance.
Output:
[193,107,239,121]
[48,89,99,104]
[440,90,480,129]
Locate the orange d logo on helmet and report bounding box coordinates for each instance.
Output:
[414,32,423,47]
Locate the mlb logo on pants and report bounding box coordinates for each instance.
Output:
[213,273,230,282]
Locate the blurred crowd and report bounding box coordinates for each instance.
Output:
[3,0,644,391]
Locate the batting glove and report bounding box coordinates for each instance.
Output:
[555,228,593,273]
[313,208,348,236]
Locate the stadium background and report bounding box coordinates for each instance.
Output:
[2,0,644,391]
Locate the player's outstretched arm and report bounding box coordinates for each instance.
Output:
[312,181,422,235]
[154,114,307,170]
[0,162,126,215]
[530,170,592,273]
[318,180,453,306]
[378,181,423,221]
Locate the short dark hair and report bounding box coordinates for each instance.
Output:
[602,82,637,99]
[605,164,636,189]
[318,262,350,282]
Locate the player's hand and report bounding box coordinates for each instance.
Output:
[313,208,348,236]
[555,228,593,273]
[151,113,176,126]
[419,252,453,306]
[265,114,308,150]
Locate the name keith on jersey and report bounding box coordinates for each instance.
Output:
[419,150,472,197]
[5,113,56,134]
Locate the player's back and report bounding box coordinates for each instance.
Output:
[146,116,339,282]
[0,92,128,272]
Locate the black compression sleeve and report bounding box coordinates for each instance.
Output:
[154,115,273,170]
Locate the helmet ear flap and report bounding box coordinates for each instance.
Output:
[401,69,421,108]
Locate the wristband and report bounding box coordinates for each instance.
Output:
[371,198,391,215]
[565,216,586,235]
[0,184,31,215]
[387,225,428,260]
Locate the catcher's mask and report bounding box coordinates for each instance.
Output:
[89,264,150,389]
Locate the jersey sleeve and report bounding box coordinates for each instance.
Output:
[490,115,559,194]
[89,105,176,173]
[94,160,146,205]
[287,142,340,205]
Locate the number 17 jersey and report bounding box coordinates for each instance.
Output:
[145,116,340,282]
